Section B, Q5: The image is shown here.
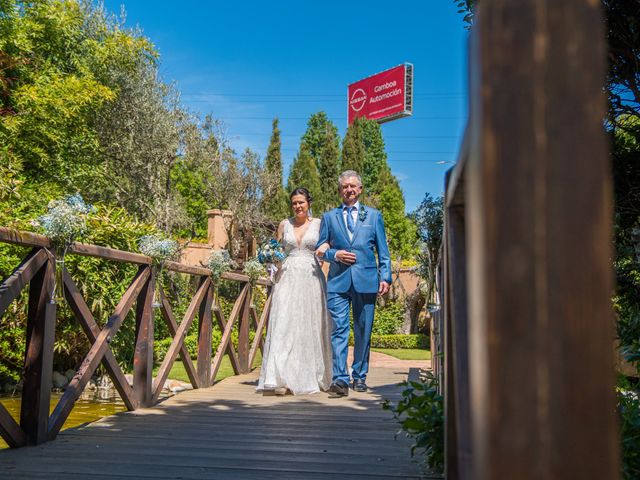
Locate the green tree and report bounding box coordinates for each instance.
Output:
[361,118,388,191]
[263,118,288,220]
[301,111,340,168]
[376,167,418,260]
[341,117,366,177]
[410,193,444,301]
[287,143,321,213]
[316,126,341,212]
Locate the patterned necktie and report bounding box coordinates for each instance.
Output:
[346,206,356,233]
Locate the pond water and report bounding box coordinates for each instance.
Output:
[0,389,127,450]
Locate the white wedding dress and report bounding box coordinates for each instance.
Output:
[257,218,333,395]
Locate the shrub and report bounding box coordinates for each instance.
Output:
[383,370,444,474]
[619,377,640,480]
[372,300,405,335]
[348,333,428,349]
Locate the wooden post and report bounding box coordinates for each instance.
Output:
[134,266,154,407]
[442,208,459,480]
[464,1,620,478]
[197,277,213,387]
[20,257,55,445]
[237,284,252,373]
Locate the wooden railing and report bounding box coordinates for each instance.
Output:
[436,1,620,479]
[0,227,271,448]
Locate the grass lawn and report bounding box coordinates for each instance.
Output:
[155,351,263,384]
[372,348,431,360]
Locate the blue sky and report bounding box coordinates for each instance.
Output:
[103,1,469,212]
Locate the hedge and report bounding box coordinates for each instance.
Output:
[349,333,429,349]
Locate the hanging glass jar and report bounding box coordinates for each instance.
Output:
[52,244,69,304]
[152,264,163,308]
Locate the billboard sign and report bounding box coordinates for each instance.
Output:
[347,63,413,124]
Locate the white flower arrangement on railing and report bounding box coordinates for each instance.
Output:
[138,234,178,264]
[36,194,95,247]
[243,257,264,287]
[138,234,178,308]
[208,250,236,284]
[207,250,236,305]
[33,194,95,303]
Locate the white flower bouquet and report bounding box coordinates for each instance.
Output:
[243,257,264,286]
[208,250,236,284]
[138,234,178,264]
[34,194,95,304]
[138,234,178,308]
[36,194,94,248]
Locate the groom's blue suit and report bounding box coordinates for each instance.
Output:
[317,204,392,385]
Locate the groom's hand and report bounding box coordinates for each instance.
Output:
[378,281,390,295]
[335,250,356,265]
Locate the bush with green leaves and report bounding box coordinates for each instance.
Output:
[383,369,444,474]
[619,377,640,479]
[347,333,428,349]
[372,300,405,335]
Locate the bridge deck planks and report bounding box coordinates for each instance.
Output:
[1,367,432,479]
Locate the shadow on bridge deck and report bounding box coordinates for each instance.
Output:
[1,366,435,480]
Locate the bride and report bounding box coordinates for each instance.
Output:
[257,187,332,395]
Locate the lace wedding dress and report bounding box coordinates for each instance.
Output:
[257,218,333,395]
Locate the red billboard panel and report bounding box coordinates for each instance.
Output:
[347,63,413,124]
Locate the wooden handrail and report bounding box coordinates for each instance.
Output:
[0,227,271,285]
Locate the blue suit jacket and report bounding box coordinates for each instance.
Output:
[317,206,392,294]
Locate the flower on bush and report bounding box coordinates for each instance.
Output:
[138,234,178,264]
[208,250,236,283]
[35,193,95,247]
[243,257,264,285]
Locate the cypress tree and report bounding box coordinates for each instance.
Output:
[301,111,340,170]
[287,143,322,214]
[341,117,366,178]
[264,118,288,219]
[317,127,341,212]
[361,118,388,192]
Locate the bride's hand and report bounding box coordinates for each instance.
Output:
[315,242,330,258]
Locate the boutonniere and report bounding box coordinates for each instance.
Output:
[358,205,367,222]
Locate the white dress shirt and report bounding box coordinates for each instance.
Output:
[341,201,359,241]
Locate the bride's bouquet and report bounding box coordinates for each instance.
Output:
[257,239,286,280]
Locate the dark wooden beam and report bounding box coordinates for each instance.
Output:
[158,288,199,388]
[48,265,150,439]
[63,271,138,411]
[248,294,272,369]
[210,284,248,384]
[0,400,26,448]
[464,1,619,478]
[134,267,155,408]
[20,258,55,445]
[0,248,48,319]
[151,277,210,404]
[213,306,241,375]
[237,286,252,373]
[197,278,214,388]
[0,228,50,248]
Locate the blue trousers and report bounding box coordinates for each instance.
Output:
[327,288,377,384]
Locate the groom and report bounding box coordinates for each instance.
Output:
[316,170,392,397]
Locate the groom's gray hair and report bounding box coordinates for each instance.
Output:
[338,170,362,187]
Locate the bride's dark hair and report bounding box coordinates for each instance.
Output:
[290,187,312,204]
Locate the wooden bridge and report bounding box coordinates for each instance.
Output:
[1,364,427,479]
[0,227,430,478]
